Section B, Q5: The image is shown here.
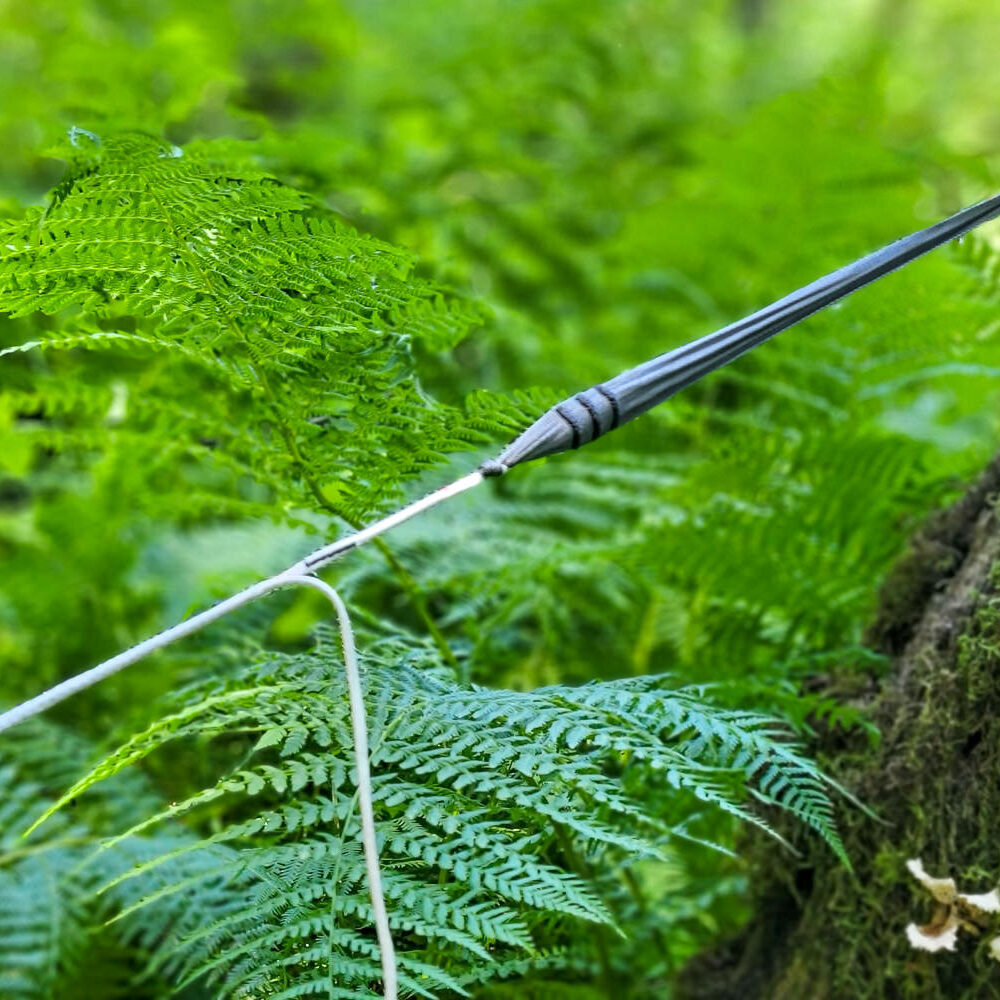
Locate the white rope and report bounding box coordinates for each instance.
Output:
[0,575,292,735]
[288,576,396,1000]
[0,470,483,735]
[301,471,484,572]
[0,469,486,997]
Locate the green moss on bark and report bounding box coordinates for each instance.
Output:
[680,458,1000,999]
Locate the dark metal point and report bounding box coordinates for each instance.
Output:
[479,459,508,477]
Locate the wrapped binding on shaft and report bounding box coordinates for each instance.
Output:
[490,192,1000,472]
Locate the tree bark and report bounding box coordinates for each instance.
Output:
[679,456,1000,1000]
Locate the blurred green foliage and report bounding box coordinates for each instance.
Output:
[1,0,1000,996]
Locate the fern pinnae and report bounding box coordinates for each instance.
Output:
[0,130,897,997]
[29,618,847,996]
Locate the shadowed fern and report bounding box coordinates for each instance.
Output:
[24,627,842,998]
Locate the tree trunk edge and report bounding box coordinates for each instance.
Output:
[678,455,1000,1000]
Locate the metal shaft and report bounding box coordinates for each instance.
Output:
[493,192,1000,470]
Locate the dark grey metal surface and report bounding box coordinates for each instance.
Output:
[488,192,1000,473]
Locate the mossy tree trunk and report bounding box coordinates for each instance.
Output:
[680,458,1000,1000]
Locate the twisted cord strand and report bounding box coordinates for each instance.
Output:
[287,576,397,1000]
[0,474,483,996]
[0,470,484,736]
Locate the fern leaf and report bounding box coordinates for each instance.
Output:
[0,132,486,523]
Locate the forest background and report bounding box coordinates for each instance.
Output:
[2,0,1000,997]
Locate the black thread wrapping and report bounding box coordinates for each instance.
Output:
[554,404,582,449]
[479,459,508,477]
[305,540,357,567]
[575,393,602,440]
[595,385,621,429]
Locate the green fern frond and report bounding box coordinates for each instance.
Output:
[30,627,842,998]
[5,14,1000,996]
[0,132,486,524]
[0,717,205,1000]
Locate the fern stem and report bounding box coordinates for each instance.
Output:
[621,866,672,968]
[370,537,459,669]
[551,822,618,992]
[254,358,462,669]
[0,836,101,867]
[148,168,454,673]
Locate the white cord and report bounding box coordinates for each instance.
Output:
[287,576,397,1000]
[0,469,486,996]
[0,470,483,735]
[0,575,291,735]
[300,470,484,572]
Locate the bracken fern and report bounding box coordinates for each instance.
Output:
[4,17,1000,991]
[0,131,485,525]
[0,128,849,998]
[26,627,842,998]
